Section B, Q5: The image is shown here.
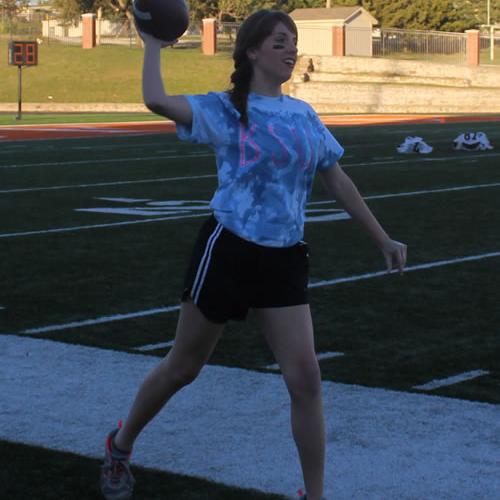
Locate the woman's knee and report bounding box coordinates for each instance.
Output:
[153,355,203,390]
[172,363,201,388]
[283,360,322,401]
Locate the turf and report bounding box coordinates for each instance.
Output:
[2,119,499,402]
[1,118,499,497]
[0,440,286,500]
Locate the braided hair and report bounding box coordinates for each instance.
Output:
[228,10,297,127]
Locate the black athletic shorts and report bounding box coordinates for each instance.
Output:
[182,215,310,324]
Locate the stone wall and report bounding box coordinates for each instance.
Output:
[289,56,500,114]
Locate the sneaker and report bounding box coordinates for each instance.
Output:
[100,423,135,500]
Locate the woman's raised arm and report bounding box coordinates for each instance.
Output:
[142,34,192,127]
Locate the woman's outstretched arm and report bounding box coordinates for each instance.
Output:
[319,163,407,273]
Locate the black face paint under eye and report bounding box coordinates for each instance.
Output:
[272,44,285,49]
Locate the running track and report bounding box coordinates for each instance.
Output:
[1,114,499,142]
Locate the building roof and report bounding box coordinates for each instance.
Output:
[290,7,378,25]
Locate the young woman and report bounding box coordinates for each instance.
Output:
[100,10,407,500]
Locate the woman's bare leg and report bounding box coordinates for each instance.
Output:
[114,300,224,451]
[255,304,325,500]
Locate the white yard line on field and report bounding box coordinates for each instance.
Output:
[318,351,346,361]
[308,251,500,288]
[307,180,500,206]
[134,340,175,352]
[0,152,212,169]
[19,305,181,335]
[11,250,500,337]
[0,173,217,194]
[96,197,151,203]
[0,149,498,193]
[1,150,498,171]
[413,370,491,391]
[2,180,500,239]
[344,151,500,168]
[0,142,182,154]
[0,212,211,239]
[265,351,345,371]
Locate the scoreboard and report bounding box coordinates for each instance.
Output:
[8,41,38,66]
[8,41,39,119]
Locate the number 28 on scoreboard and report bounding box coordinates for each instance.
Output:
[8,41,38,66]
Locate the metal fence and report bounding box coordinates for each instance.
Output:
[217,21,239,52]
[42,17,140,47]
[373,28,468,64]
[2,14,498,65]
[0,11,43,38]
[1,15,242,49]
[480,33,500,64]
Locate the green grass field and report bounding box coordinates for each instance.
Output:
[2,37,498,111]
[1,119,499,498]
[0,112,163,126]
[0,112,161,126]
[0,40,233,103]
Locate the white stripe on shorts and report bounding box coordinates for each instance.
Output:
[192,222,224,304]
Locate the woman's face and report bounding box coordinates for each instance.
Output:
[247,22,298,86]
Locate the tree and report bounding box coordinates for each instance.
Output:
[0,0,29,17]
[361,0,497,31]
[51,1,133,23]
[51,0,95,22]
[47,0,499,33]
[187,0,218,23]
[0,0,29,34]
[217,0,257,21]
[101,0,134,22]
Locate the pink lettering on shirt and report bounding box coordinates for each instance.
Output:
[239,124,261,168]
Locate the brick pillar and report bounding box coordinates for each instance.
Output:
[202,18,217,56]
[82,13,96,49]
[466,29,480,66]
[332,25,345,57]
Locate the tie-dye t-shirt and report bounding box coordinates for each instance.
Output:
[176,91,344,247]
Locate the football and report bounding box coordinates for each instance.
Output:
[133,0,189,42]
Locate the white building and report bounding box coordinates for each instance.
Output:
[290,7,378,57]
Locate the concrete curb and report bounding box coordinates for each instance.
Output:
[0,103,149,113]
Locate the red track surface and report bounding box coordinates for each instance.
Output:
[0,114,499,142]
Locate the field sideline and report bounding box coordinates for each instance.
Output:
[1,113,500,142]
[1,114,499,499]
[2,335,499,499]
